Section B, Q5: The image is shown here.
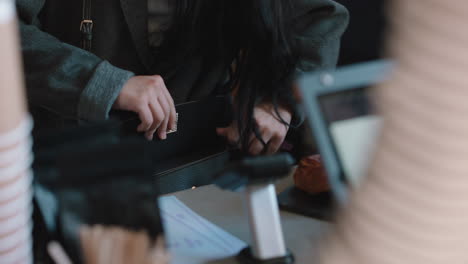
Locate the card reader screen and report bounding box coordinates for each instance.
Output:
[319,87,382,188]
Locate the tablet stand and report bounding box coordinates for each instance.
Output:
[215,154,295,264]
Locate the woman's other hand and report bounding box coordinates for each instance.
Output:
[113,75,176,141]
[217,104,292,155]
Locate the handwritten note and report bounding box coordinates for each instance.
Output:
[159,196,247,264]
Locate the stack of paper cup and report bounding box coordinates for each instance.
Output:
[0,0,34,262]
[0,117,33,264]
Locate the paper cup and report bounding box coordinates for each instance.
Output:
[0,139,32,167]
[0,173,32,203]
[0,234,32,264]
[0,154,33,183]
[0,219,31,252]
[0,117,32,149]
[0,190,32,220]
[0,210,31,238]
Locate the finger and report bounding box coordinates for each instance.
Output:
[125,230,143,264]
[98,228,114,264]
[216,127,228,137]
[133,232,149,264]
[136,105,153,133]
[266,135,284,155]
[109,229,122,264]
[227,127,241,145]
[249,130,272,155]
[217,126,240,145]
[80,227,92,262]
[147,101,165,140]
[249,138,264,156]
[162,88,177,131]
[156,96,170,140]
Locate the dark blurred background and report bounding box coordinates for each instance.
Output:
[335,0,386,66]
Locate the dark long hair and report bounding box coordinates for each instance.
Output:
[156,0,300,150]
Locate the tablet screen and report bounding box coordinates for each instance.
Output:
[318,87,382,188]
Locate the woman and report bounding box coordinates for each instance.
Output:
[17,0,348,155]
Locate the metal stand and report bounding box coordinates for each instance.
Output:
[237,184,294,264]
[215,154,295,264]
[237,247,294,264]
[246,184,286,259]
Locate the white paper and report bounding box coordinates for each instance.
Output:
[330,115,382,188]
[159,196,247,264]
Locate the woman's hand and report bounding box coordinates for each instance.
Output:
[80,225,169,264]
[217,104,292,155]
[113,75,176,141]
